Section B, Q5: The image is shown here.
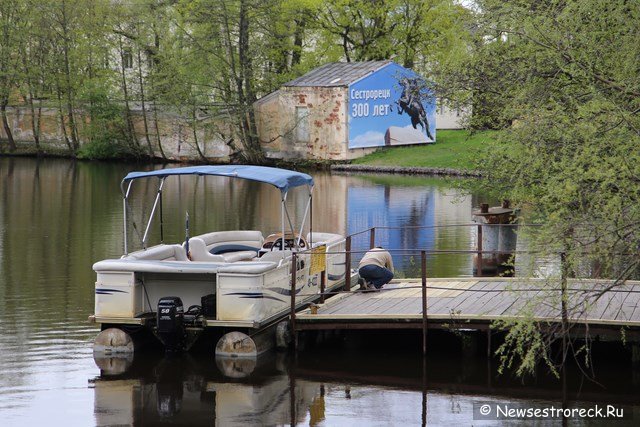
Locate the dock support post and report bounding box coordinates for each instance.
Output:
[486,330,491,358]
[290,253,297,350]
[421,250,428,356]
[369,227,376,249]
[345,236,352,291]
[320,270,326,304]
[476,224,483,276]
[560,251,569,368]
[632,344,640,367]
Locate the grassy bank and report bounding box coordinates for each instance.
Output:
[352,130,497,171]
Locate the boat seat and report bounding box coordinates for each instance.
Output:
[126,244,189,261]
[185,238,226,262]
[191,230,263,255]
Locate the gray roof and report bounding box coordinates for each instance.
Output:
[283,61,392,87]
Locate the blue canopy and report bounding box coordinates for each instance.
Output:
[122,165,314,193]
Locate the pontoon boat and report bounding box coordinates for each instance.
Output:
[90,166,349,356]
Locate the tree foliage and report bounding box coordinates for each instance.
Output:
[0,0,472,161]
[460,0,640,377]
[472,0,640,269]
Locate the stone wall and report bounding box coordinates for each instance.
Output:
[0,106,232,162]
[255,86,378,161]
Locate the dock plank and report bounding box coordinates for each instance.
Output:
[449,280,505,317]
[427,280,489,315]
[296,278,640,330]
[612,284,637,322]
[474,282,516,317]
[601,287,630,322]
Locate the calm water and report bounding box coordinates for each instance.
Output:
[1,157,639,426]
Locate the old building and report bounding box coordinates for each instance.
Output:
[254,61,466,161]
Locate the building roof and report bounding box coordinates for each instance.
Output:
[283,61,392,87]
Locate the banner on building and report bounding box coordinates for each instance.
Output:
[348,63,436,149]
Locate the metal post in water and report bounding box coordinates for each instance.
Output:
[370,227,376,249]
[421,250,427,356]
[473,202,518,276]
[345,236,352,291]
[290,252,297,350]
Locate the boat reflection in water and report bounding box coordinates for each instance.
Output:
[91,352,320,426]
[92,332,640,426]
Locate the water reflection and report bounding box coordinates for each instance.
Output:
[92,353,313,426]
[0,157,562,426]
[91,340,640,426]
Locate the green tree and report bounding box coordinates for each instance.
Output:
[0,0,27,151]
[20,0,53,154]
[316,0,472,69]
[466,0,640,377]
[171,0,308,163]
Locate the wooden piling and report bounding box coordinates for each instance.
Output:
[369,227,376,249]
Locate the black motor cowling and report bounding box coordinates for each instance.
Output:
[157,296,185,351]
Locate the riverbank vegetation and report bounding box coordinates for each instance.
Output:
[457,0,640,379]
[0,0,472,162]
[352,130,495,171]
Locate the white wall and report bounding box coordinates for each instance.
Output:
[435,103,471,130]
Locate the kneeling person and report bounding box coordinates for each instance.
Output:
[358,247,394,290]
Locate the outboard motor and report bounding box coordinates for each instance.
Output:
[157,296,185,352]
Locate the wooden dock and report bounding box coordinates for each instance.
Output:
[295,278,640,337]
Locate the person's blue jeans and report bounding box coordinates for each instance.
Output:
[358,265,393,289]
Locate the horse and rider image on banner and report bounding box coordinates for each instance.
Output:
[348,62,436,149]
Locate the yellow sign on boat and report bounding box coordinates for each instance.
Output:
[310,245,327,275]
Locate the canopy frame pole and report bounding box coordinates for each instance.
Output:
[281,192,287,252]
[297,188,313,248]
[159,189,164,243]
[142,177,166,249]
[283,203,297,244]
[122,181,133,255]
[309,186,314,249]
